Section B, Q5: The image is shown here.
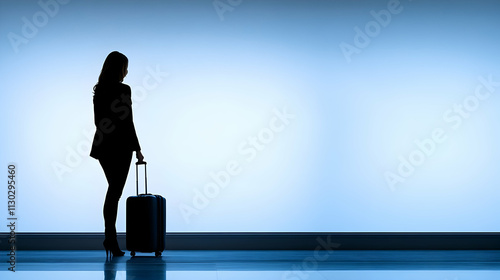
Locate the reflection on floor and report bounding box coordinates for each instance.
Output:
[1,250,499,279]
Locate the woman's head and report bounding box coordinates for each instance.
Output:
[96,51,128,85]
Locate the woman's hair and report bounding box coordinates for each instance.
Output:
[94,51,128,91]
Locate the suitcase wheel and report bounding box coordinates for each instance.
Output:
[130,251,136,257]
[155,251,162,257]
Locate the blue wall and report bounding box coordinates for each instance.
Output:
[1,0,499,232]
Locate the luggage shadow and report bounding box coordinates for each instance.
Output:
[126,256,167,280]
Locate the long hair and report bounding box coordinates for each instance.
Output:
[94,51,128,92]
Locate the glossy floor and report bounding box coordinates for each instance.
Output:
[1,250,499,279]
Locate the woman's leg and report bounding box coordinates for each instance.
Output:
[99,151,133,240]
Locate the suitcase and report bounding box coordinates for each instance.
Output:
[126,161,166,257]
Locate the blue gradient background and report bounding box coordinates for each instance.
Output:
[0,0,499,232]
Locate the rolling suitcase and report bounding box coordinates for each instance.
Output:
[126,161,166,257]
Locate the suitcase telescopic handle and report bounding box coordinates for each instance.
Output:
[135,161,147,195]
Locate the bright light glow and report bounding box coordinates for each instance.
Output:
[1,0,499,232]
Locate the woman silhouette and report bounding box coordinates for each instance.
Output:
[90,51,144,257]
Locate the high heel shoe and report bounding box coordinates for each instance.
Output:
[103,239,125,259]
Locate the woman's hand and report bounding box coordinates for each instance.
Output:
[136,150,145,163]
